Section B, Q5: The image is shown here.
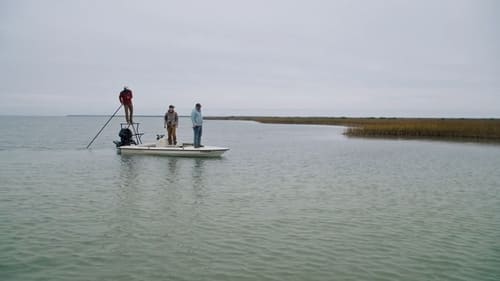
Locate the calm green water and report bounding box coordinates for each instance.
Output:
[1,116,499,281]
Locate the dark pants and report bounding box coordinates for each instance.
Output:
[193,126,202,148]
[124,103,133,124]
[167,125,177,145]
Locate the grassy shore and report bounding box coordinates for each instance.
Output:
[206,116,500,142]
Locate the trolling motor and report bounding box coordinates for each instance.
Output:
[113,128,137,147]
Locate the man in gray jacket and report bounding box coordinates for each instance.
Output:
[164,105,179,145]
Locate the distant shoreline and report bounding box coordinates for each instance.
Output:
[67,114,165,117]
[65,114,500,142]
[67,114,190,118]
[205,116,500,142]
[67,114,500,121]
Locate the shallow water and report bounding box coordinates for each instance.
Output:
[1,116,499,281]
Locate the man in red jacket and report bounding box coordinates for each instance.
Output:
[119,86,133,124]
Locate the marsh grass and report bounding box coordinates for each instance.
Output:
[345,119,500,141]
[206,116,500,142]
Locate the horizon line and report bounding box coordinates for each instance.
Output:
[0,114,498,120]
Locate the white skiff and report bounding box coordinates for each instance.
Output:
[118,142,229,157]
[113,124,229,158]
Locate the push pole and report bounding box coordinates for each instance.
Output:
[86,104,123,149]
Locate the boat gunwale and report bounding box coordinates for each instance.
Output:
[117,143,229,157]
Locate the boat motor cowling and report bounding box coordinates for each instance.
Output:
[115,128,136,147]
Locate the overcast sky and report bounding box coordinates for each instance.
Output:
[1,0,499,117]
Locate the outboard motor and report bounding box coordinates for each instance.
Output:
[114,128,136,147]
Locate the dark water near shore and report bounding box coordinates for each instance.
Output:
[1,116,499,281]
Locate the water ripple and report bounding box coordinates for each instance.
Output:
[1,117,500,280]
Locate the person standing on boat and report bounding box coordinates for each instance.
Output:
[164,105,179,145]
[191,103,203,148]
[119,86,133,124]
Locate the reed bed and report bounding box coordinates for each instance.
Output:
[344,119,500,141]
[206,116,500,142]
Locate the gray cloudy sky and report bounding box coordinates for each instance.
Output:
[1,0,499,117]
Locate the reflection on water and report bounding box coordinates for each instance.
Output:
[191,159,205,186]
[115,155,143,220]
[191,159,206,205]
[167,157,178,176]
[118,155,142,185]
[116,155,212,210]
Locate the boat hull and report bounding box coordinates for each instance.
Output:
[118,143,229,157]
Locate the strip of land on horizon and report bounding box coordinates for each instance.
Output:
[205,116,500,142]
